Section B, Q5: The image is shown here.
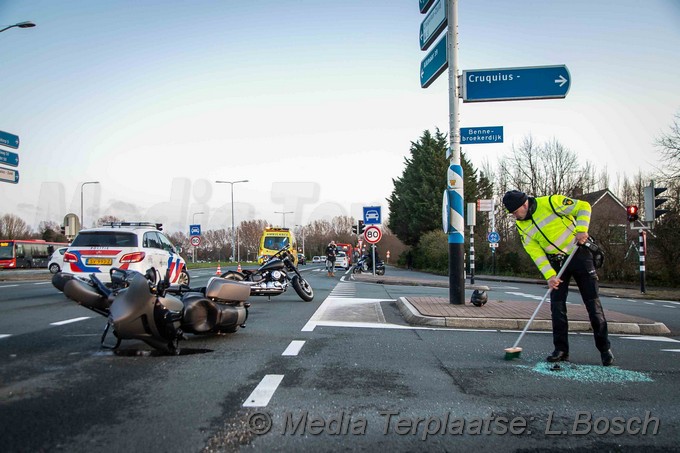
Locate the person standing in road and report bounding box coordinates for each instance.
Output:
[502,190,614,366]
[325,240,337,277]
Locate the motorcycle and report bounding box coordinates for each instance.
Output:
[53,267,251,355]
[220,246,314,302]
[352,254,385,276]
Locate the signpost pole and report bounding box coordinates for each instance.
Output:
[447,0,465,304]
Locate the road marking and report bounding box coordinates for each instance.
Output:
[0,334,11,340]
[505,291,544,301]
[50,316,91,326]
[620,336,680,343]
[0,284,19,288]
[243,374,284,407]
[282,340,305,356]
[661,349,680,353]
[663,305,677,309]
[34,282,51,285]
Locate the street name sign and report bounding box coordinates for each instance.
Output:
[420,34,447,88]
[0,149,19,167]
[0,130,20,149]
[419,0,435,14]
[462,65,570,102]
[0,166,19,184]
[420,0,446,51]
[460,126,503,144]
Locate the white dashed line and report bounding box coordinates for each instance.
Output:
[243,374,284,407]
[0,334,11,340]
[282,340,305,356]
[50,317,91,326]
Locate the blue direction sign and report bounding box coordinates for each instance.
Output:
[189,224,201,236]
[363,206,382,225]
[420,34,447,88]
[462,65,570,102]
[487,231,500,243]
[0,130,19,149]
[419,0,435,14]
[460,126,504,145]
[0,149,19,167]
[420,0,446,50]
[0,166,19,184]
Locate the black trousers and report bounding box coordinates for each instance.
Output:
[549,247,610,354]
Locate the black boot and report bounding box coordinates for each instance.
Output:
[601,350,614,366]
[546,350,569,362]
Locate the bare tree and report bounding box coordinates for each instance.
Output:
[655,112,680,178]
[0,213,32,239]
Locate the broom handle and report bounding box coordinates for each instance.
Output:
[510,245,580,349]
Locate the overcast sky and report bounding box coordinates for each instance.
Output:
[1,0,678,233]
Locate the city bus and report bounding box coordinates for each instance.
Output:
[0,239,69,269]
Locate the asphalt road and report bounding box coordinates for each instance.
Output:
[1,265,679,452]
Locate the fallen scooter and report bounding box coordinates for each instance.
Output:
[221,246,314,302]
[352,254,385,275]
[53,267,250,354]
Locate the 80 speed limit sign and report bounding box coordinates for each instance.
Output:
[363,226,382,244]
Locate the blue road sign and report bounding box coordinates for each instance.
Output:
[487,231,500,243]
[0,149,19,167]
[0,166,19,184]
[189,224,201,236]
[363,206,382,225]
[419,0,435,14]
[0,130,20,149]
[420,34,447,88]
[460,126,504,145]
[420,0,446,51]
[462,65,570,102]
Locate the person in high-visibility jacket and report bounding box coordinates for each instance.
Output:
[503,190,613,366]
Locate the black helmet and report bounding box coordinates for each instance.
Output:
[470,289,488,307]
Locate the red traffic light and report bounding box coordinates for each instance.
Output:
[626,205,639,222]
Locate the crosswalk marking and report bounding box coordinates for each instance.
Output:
[242,374,284,407]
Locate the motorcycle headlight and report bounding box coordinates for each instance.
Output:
[271,270,282,280]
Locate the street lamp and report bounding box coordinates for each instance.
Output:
[215,180,248,262]
[274,211,293,228]
[191,211,204,263]
[0,21,36,33]
[80,181,100,230]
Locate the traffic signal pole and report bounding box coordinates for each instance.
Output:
[446,0,465,305]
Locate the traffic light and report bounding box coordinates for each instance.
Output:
[352,224,358,234]
[60,225,66,235]
[626,205,639,222]
[358,220,365,235]
[643,183,669,222]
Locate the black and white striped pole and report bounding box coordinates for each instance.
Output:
[639,230,646,294]
[467,203,476,285]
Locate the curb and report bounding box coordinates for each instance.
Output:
[396,297,671,335]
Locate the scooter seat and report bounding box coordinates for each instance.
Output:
[205,277,250,302]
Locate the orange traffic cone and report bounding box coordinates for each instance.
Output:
[237,263,242,272]
[216,263,222,275]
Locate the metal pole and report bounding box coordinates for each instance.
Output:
[469,225,475,285]
[639,230,646,294]
[275,211,293,228]
[191,211,204,264]
[80,181,99,230]
[446,0,465,304]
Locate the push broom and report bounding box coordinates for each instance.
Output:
[504,245,579,360]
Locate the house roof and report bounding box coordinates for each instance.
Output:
[581,189,628,210]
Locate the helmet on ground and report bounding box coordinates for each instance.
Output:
[470,289,488,307]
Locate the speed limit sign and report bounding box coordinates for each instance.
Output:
[363,226,382,244]
[190,236,201,247]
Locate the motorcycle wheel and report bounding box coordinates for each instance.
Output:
[376,268,385,276]
[220,271,245,281]
[292,275,314,302]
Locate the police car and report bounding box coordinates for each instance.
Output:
[62,222,189,285]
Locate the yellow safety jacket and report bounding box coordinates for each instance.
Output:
[515,195,591,279]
